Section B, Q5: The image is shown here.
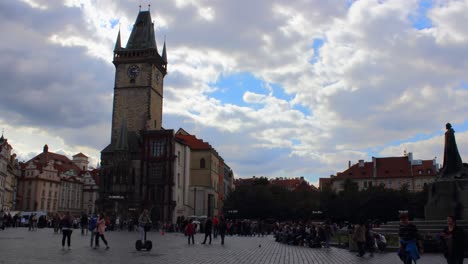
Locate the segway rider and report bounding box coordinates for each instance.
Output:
[139,209,152,241]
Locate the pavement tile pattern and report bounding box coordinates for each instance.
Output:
[0,228,447,264]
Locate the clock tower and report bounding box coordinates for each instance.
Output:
[111,10,167,143]
[100,9,169,219]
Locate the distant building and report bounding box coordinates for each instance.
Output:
[322,152,438,192]
[175,129,222,217]
[82,168,100,215]
[18,145,88,215]
[0,134,20,212]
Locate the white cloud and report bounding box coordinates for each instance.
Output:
[4,0,468,185]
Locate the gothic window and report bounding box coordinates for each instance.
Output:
[200,158,206,169]
[151,140,166,157]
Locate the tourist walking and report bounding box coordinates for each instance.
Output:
[185,219,195,245]
[441,215,465,264]
[201,217,213,244]
[80,213,88,235]
[213,216,219,238]
[61,212,73,249]
[95,213,110,249]
[219,216,228,245]
[353,221,367,257]
[398,213,423,264]
[88,214,98,247]
[366,222,376,257]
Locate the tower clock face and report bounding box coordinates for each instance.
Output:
[155,71,160,84]
[127,65,140,79]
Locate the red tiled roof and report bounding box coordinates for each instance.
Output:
[334,156,438,180]
[336,162,373,179]
[375,157,411,178]
[73,152,88,158]
[26,151,82,174]
[411,160,437,177]
[175,134,211,150]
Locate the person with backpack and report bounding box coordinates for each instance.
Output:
[88,214,98,248]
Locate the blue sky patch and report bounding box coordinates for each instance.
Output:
[310,38,324,64]
[410,0,433,30]
[110,18,119,29]
[209,72,296,110]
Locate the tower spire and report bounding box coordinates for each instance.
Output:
[162,36,167,63]
[114,29,121,51]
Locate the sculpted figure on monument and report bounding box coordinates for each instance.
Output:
[440,123,464,178]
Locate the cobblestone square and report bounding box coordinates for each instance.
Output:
[0,228,448,264]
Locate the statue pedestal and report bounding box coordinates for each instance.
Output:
[425,179,468,220]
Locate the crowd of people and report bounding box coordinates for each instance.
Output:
[273,220,336,248]
[1,209,465,264]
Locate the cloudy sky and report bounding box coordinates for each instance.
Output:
[2,0,468,186]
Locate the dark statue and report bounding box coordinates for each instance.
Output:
[425,123,468,220]
[440,123,464,178]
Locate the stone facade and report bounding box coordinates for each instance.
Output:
[173,139,192,222]
[17,145,98,216]
[82,169,99,215]
[0,135,20,212]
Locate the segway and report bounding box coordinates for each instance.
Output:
[135,224,152,251]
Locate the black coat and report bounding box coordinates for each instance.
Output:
[204,219,213,234]
[442,225,465,258]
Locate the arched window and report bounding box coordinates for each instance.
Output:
[200,158,206,168]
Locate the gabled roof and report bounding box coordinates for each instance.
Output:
[175,134,211,150]
[73,152,88,158]
[26,147,82,174]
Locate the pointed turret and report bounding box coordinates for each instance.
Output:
[126,11,157,50]
[116,113,129,150]
[114,29,121,51]
[162,38,167,63]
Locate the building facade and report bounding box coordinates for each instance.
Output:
[324,152,438,193]
[82,169,100,215]
[0,134,20,212]
[173,137,192,222]
[17,145,94,215]
[176,129,220,217]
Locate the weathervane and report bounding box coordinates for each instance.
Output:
[139,5,141,11]
[148,4,151,11]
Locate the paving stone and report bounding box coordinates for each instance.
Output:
[0,228,447,264]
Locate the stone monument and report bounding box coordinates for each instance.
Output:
[425,123,468,220]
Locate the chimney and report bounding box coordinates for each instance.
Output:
[408,152,413,164]
[43,144,48,153]
[348,160,351,168]
[358,160,364,167]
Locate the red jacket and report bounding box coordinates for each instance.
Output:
[185,223,195,235]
